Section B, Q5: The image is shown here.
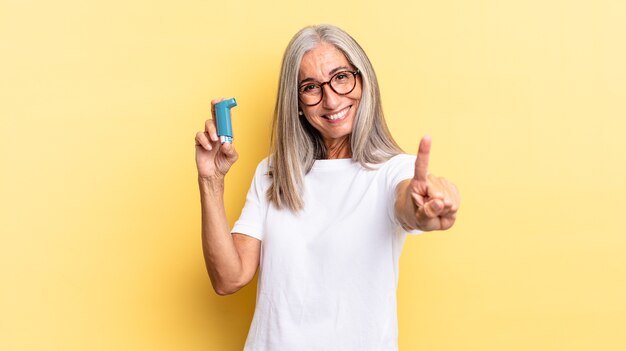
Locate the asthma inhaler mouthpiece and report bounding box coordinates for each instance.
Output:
[214,98,237,144]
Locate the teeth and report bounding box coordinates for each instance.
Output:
[326,107,349,120]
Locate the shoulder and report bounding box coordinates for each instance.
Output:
[376,153,416,187]
[386,153,416,164]
[376,153,416,171]
[255,157,270,174]
[249,157,272,180]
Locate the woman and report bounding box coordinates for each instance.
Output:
[195,24,459,351]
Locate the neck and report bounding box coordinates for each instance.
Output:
[324,136,352,159]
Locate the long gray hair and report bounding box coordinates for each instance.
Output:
[268,24,403,211]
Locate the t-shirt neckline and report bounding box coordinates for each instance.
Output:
[311,158,355,171]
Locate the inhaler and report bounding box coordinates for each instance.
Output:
[214,98,237,144]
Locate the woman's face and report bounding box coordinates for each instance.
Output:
[298,43,362,147]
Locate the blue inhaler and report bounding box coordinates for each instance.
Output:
[214,98,237,144]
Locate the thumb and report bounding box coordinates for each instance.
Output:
[422,198,444,218]
[220,142,239,163]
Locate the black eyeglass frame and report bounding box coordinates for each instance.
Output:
[297,69,361,106]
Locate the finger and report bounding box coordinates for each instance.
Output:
[414,135,432,182]
[415,198,444,221]
[417,174,444,202]
[438,198,457,217]
[415,199,447,231]
[451,183,460,210]
[204,119,219,142]
[414,211,441,231]
[220,142,239,163]
[423,198,444,218]
[439,180,460,214]
[195,131,212,151]
[411,191,425,208]
[439,213,457,230]
[429,187,444,200]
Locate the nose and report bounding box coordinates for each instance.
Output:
[321,83,341,110]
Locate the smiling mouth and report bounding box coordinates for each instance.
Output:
[323,106,351,121]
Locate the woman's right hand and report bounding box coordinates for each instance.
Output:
[195,99,239,180]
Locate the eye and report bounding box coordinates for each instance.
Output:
[300,83,320,94]
[334,72,350,81]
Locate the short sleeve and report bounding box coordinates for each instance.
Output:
[231,158,271,240]
[383,154,423,235]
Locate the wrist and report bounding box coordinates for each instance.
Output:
[402,193,420,230]
[198,176,225,195]
[394,180,418,230]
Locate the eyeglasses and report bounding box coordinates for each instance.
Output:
[298,69,360,106]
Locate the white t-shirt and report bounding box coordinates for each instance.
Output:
[232,154,421,351]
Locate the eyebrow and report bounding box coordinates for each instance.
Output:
[299,66,352,85]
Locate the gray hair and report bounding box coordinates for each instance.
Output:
[268,24,403,211]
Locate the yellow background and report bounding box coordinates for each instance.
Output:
[2,0,625,350]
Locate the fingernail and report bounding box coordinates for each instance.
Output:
[431,201,441,212]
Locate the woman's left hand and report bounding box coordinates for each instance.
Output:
[404,135,460,231]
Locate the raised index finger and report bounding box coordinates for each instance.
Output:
[414,135,432,182]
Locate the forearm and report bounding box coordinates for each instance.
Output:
[198,176,244,294]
